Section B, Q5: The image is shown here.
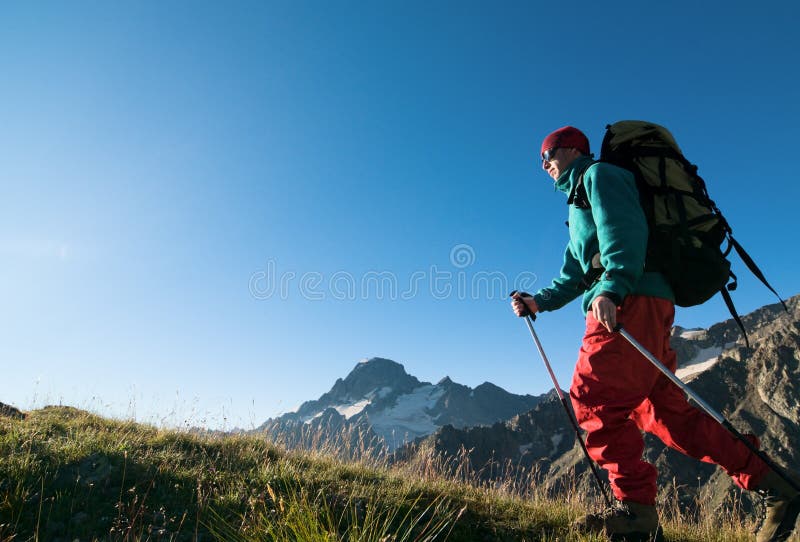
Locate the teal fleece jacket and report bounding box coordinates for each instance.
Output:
[532,156,674,315]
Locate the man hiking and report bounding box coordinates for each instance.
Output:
[510,126,800,542]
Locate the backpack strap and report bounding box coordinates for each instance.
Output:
[728,236,788,313]
[569,162,599,291]
[720,285,751,349]
[578,267,604,292]
[567,161,595,210]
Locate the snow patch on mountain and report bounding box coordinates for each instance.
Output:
[368,384,445,448]
[679,329,706,340]
[334,398,371,419]
[676,342,735,379]
[304,411,324,424]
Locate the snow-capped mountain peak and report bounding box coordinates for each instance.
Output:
[259,357,548,451]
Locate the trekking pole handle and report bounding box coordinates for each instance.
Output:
[509,290,536,320]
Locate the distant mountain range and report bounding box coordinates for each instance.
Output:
[258,357,548,452]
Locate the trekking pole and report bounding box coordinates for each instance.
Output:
[616,325,800,493]
[510,292,613,507]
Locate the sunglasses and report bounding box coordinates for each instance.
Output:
[541,148,559,163]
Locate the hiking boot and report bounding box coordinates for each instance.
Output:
[574,500,663,542]
[755,468,800,542]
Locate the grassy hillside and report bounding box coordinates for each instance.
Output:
[0,406,756,541]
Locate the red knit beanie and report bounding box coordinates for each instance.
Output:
[540,126,590,156]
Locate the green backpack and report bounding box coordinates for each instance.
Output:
[574,120,785,343]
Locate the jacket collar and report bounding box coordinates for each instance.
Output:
[553,155,594,195]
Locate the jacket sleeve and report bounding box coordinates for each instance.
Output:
[584,163,648,306]
[533,244,584,312]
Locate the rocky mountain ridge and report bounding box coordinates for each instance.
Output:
[259,357,547,452]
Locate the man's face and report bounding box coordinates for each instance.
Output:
[541,147,580,181]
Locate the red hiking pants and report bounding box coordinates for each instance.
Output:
[569,295,769,505]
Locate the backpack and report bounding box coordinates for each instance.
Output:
[573,120,785,345]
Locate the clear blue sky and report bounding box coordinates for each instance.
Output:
[2,1,798,430]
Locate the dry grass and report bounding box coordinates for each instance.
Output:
[0,406,760,541]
